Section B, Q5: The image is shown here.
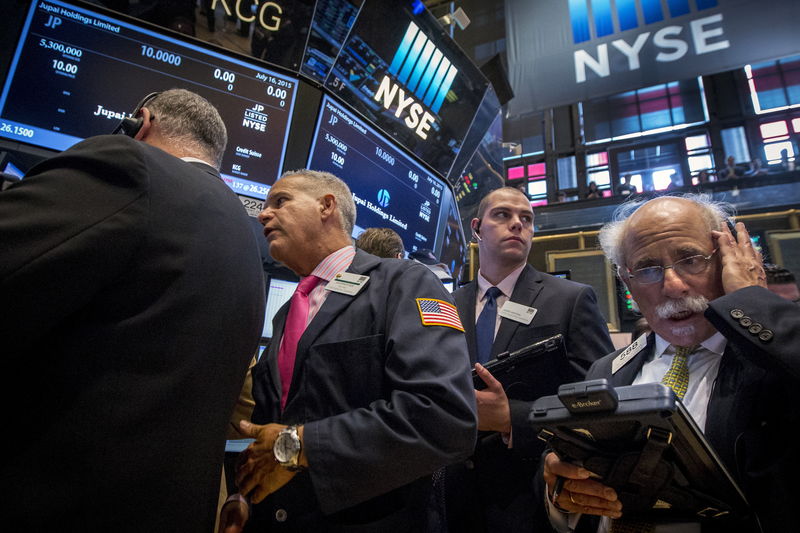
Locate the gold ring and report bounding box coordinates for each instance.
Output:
[569,491,577,505]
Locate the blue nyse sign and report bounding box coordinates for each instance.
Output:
[505,0,800,115]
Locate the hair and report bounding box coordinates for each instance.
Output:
[146,89,227,168]
[764,263,797,285]
[355,227,404,258]
[279,169,356,236]
[476,186,531,220]
[598,193,734,271]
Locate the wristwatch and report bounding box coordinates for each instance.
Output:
[273,425,304,471]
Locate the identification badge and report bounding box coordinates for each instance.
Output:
[324,272,369,296]
[498,301,537,325]
[612,333,648,374]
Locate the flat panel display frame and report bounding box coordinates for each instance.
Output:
[0,0,300,199]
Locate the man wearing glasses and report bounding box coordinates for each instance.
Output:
[542,195,800,532]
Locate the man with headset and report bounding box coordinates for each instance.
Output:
[442,186,613,532]
[0,88,265,532]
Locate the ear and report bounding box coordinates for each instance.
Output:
[133,107,153,141]
[470,218,480,234]
[319,193,337,221]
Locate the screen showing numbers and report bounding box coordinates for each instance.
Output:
[307,95,464,267]
[0,0,299,198]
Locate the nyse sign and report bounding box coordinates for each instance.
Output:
[575,14,728,83]
[211,0,282,31]
[504,0,799,114]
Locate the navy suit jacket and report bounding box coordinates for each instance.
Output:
[445,265,613,533]
[580,286,800,532]
[248,250,477,532]
[0,135,265,532]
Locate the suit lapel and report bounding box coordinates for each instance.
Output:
[455,282,479,363]
[606,333,655,387]
[267,306,289,399]
[491,265,543,357]
[285,250,381,403]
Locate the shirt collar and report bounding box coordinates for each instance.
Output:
[653,331,727,359]
[180,156,215,167]
[309,246,356,282]
[476,263,526,301]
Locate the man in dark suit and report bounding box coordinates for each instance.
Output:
[444,186,613,532]
[219,169,477,532]
[543,195,800,532]
[0,89,266,532]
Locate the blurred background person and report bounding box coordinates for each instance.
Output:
[355,226,405,259]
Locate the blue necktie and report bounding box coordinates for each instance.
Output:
[476,287,502,364]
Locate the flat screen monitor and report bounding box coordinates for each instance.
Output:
[263,277,297,339]
[548,270,571,280]
[0,0,298,199]
[323,0,488,176]
[306,95,465,278]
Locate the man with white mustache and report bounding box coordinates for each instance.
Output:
[542,194,800,532]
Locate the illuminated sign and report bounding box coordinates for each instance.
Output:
[568,0,728,83]
[373,21,458,140]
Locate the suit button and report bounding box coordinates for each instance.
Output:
[465,459,475,470]
[748,323,763,334]
[758,330,774,342]
[730,309,744,319]
[739,316,752,327]
[275,509,288,522]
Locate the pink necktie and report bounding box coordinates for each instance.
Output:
[278,275,320,410]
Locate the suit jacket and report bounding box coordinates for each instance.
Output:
[580,286,800,532]
[247,250,478,532]
[445,265,614,533]
[0,135,266,532]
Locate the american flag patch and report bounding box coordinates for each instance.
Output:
[416,298,464,331]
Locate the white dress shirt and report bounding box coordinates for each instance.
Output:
[474,264,527,335]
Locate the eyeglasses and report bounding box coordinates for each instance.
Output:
[624,249,718,285]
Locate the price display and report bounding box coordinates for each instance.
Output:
[0,0,299,198]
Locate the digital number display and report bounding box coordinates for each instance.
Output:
[0,0,299,198]
[307,96,462,263]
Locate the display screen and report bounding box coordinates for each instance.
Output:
[300,0,363,82]
[323,0,488,176]
[307,95,465,277]
[263,277,297,339]
[0,0,298,199]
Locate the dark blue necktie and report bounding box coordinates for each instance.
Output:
[476,287,502,364]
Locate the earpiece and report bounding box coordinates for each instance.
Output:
[112,91,161,137]
[471,220,482,242]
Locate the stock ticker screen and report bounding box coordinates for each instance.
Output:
[0,0,298,199]
[307,95,465,277]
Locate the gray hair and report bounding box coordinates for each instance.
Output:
[598,193,735,271]
[280,169,357,236]
[147,89,227,168]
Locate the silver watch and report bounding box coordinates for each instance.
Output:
[273,425,304,471]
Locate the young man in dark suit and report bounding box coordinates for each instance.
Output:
[443,186,613,532]
[220,170,477,532]
[0,89,265,531]
[544,195,800,532]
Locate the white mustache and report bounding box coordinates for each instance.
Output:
[655,295,709,319]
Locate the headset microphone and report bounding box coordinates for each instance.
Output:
[112,91,161,137]
[471,221,482,242]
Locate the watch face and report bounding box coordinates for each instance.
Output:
[274,429,299,464]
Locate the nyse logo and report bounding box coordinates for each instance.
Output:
[567,0,729,83]
[243,104,268,132]
[373,22,458,140]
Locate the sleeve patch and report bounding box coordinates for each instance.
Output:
[416,298,464,332]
